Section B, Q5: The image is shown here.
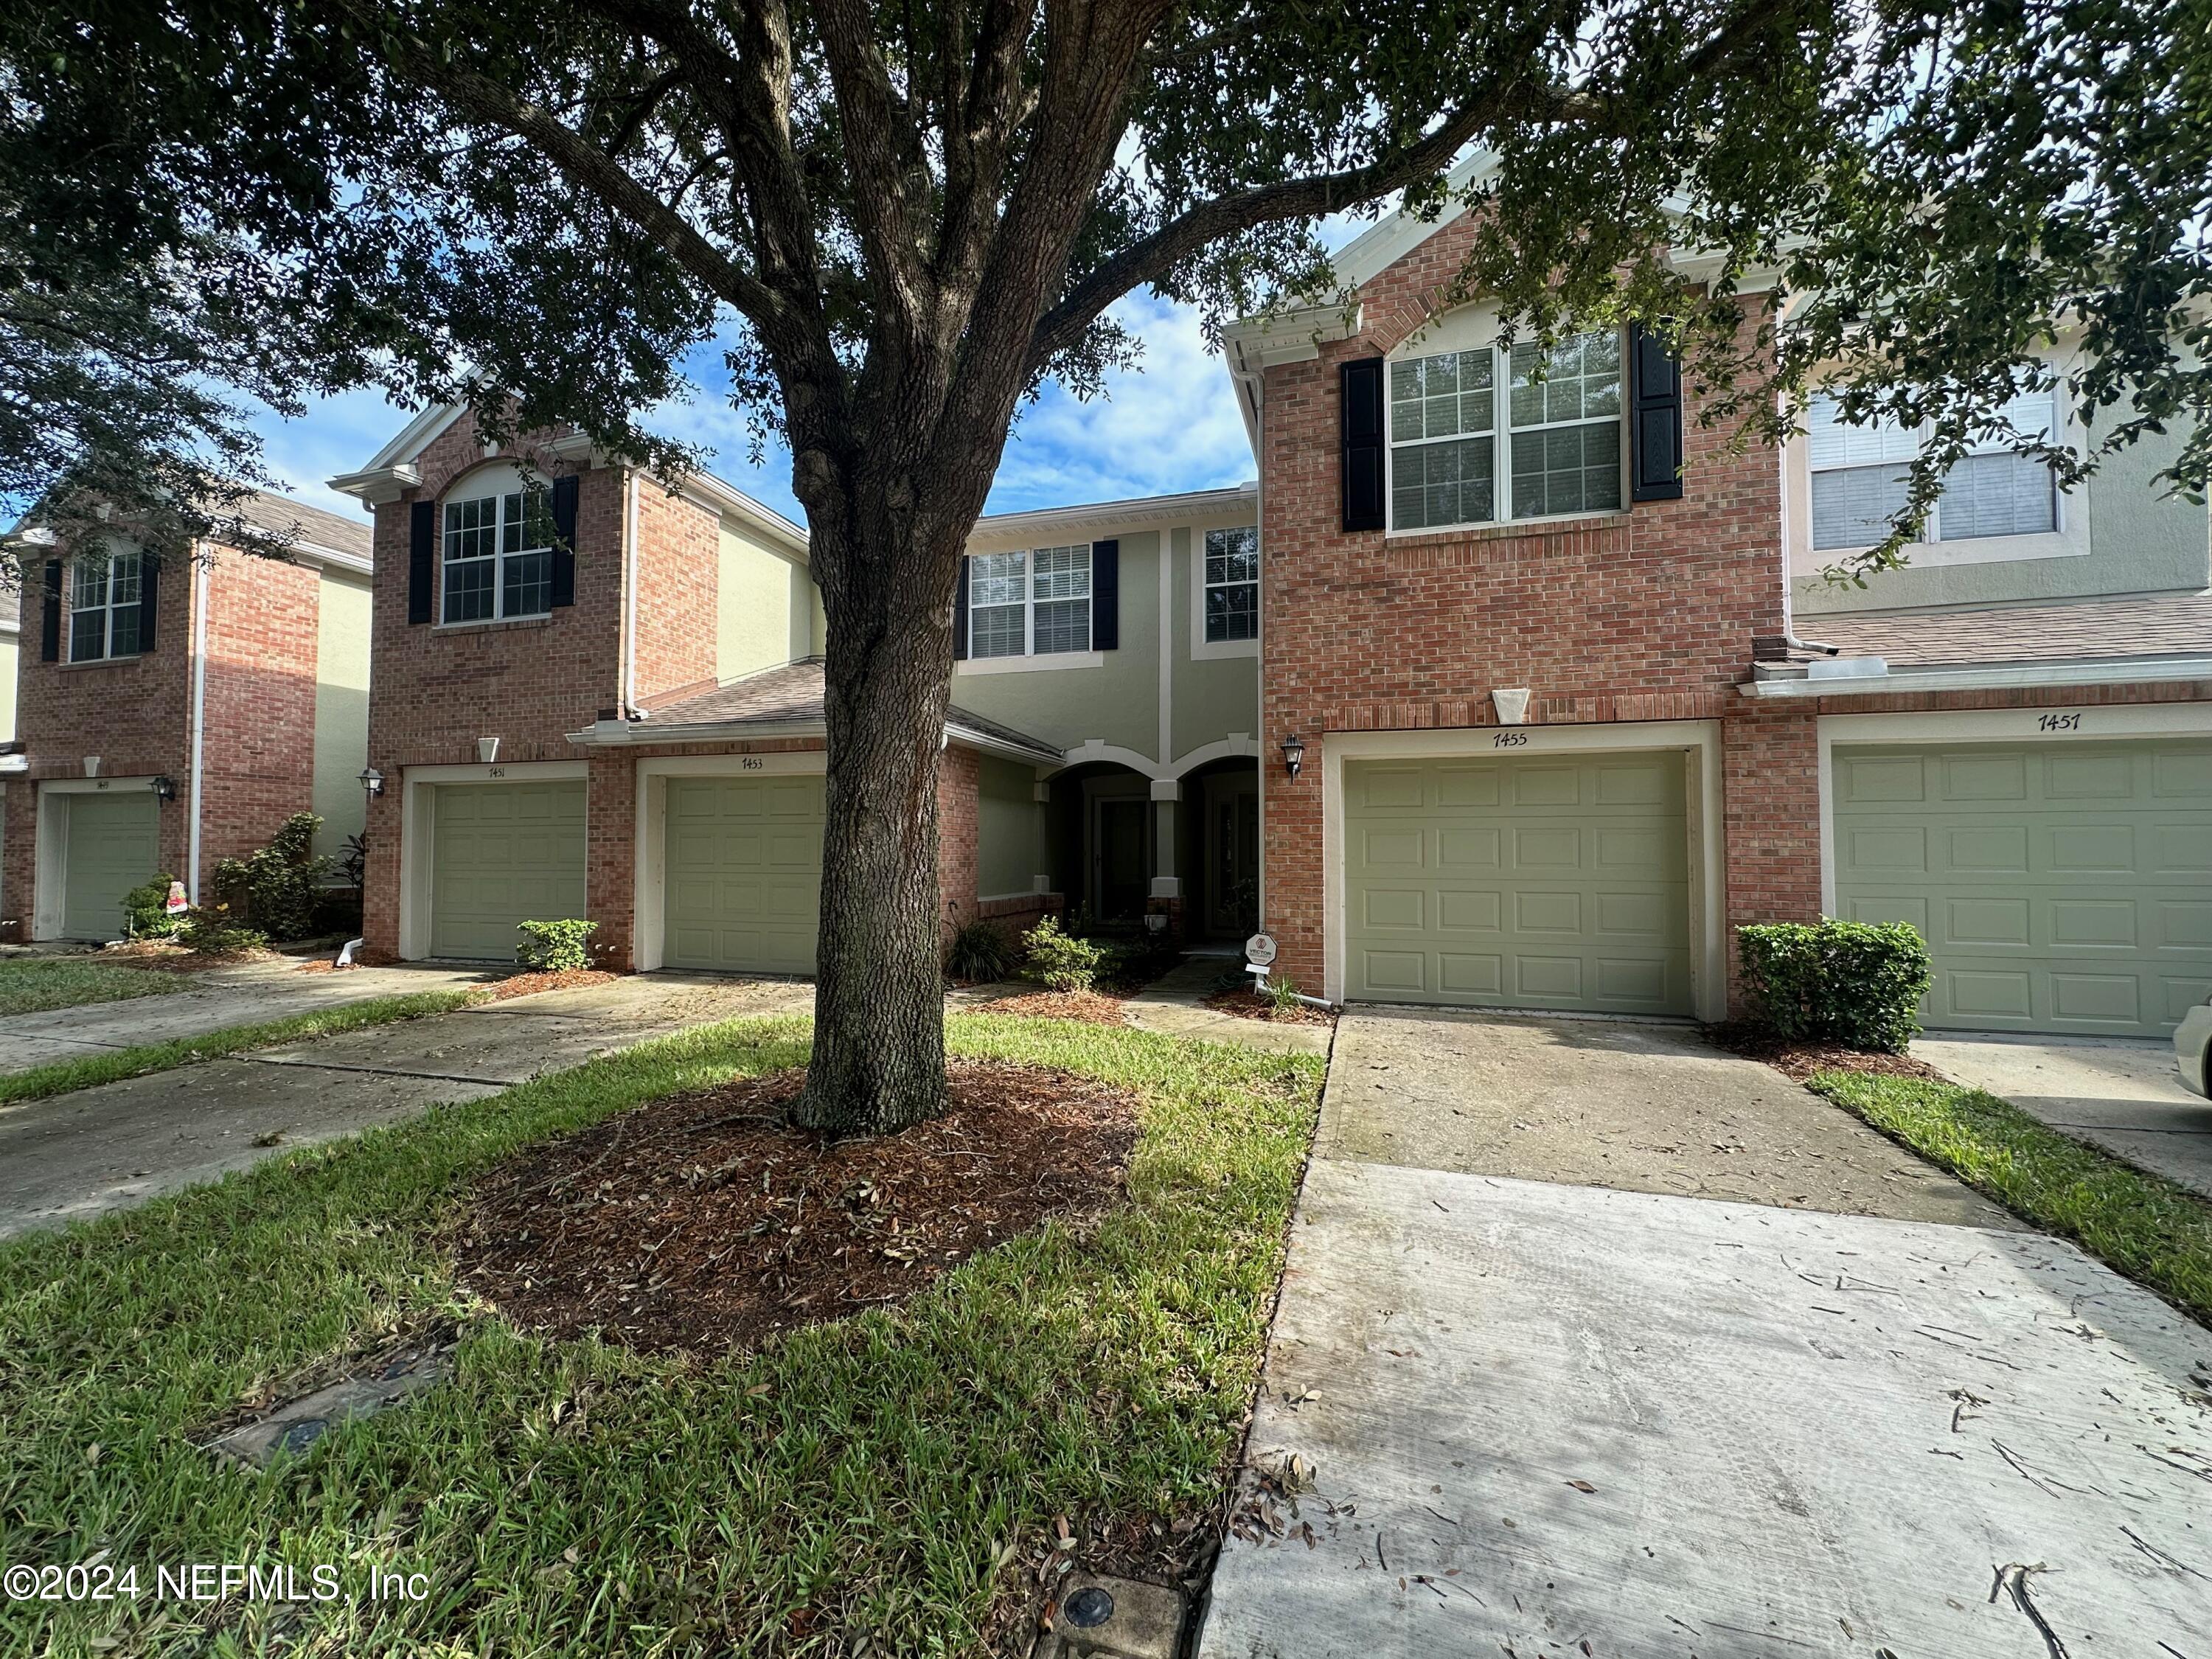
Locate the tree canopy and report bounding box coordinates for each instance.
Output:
[4,0,2205,1122]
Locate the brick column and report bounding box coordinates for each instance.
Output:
[1721,707,1824,1012]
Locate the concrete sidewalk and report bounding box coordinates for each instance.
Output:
[1119,956,1334,1057]
[1,958,496,1076]
[1917,1032,2212,1197]
[0,972,812,1238]
[1196,1009,2212,1658]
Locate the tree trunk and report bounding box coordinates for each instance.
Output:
[792,498,964,1133]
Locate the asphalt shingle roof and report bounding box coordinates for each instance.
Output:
[633,660,1062,761]
[1812,591,2212,667]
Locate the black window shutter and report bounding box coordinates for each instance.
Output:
[41,558,62,660]
[1340,356,1387,532]
[407,501,436,624]
[953,555,972,660]
[549,473,580,607]
[1630,323,1686,502]
[137,554,159,652]
[1091,539,1119,650]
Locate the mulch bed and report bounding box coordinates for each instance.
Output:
[1705,1020,1947,1084]
[480,967,617,1001]
[972,988,1130,1025]
[454,1060,1141,1357]
[1203,987,1335,1027]
[100,942,277,973]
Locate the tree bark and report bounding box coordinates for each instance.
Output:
[791,451,976,1133]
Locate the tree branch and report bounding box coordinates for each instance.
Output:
[813,0,935,339]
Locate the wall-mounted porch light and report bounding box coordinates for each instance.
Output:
[1279,732,1306,780]
[150,774,177,801]
[358,765,385,799]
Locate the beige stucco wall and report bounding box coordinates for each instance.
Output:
[310,567,372,855]
[975,754,1044,898]
[1793,414,2210,616]
[717,521,817,679]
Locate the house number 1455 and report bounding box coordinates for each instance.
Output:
[1492,731,1530,748]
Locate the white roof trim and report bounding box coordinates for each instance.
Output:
[1738,655,2212,698]
[358,403,471,473]
[566,713,1059,765]
[1331,150,1498,291]
[971,484,1257,542]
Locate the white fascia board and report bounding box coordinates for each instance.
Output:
[1331,150,1499,290]
[675,472,811,561]
[1738,655,2212,698]
[945,722,1064,766]
[357,403,470,475]
[326,463,422,506]
[971,484,1259,543]
[565,716,829,747]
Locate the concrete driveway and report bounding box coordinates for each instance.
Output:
[1197,1009,2212,1658]
[0,972,812,1238]
[1917,1032,2212,1198]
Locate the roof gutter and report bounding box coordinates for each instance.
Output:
[564,714,1060,768]
[1739,655,2212,699]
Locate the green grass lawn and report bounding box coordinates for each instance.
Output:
[0,990,488,1106]
[0,957,190,1017]
[1812,1070,2212,1324]
[0,1014,1321,1657]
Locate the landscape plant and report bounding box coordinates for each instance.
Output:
[120,874,183,940]
[1022,915,1107,994]
[4,0,2205,1130]
[209,813,330,941]
[515,919,600,973]
[943,917,1017,984]
[1736,919,1933,1053]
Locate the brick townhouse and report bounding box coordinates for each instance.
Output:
[1,493,375,940]
[330,407,1070,972]
[1225,159,2212,1037]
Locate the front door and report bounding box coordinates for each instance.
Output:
[1093,797,1150,922]
[1206,776,1260,938]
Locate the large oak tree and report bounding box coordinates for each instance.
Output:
[6,0,2205,1129]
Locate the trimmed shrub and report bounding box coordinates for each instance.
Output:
[944,919,1016,983]
[210,813,331,941]
[1020,915,1107,993]
[1737,919,1932,1053]
[517,919,599,972]
[122,874,185,939]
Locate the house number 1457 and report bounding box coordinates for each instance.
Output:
[2037,712,2083,732]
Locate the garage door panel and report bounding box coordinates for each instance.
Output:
[662,774,824,974]
[430,782,587,960]
[62,791,162,941]
[1344,754,1691,1015]
[1833,739,2212,1036]
[1839,755,1925,802]
[1361,827,1426,869]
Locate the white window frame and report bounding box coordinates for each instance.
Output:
[1385,328,1628,535]
[1806,388,2062,553]
[966,544,1093,661]
[1200,526,1260,647]
[441,487,554,625]
[68,549,143,662]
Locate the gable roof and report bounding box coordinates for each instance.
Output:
[229,489,373,566]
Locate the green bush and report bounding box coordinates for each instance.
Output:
[1737,919,1932,1053]
[1020,914,1107,993]
[210,813,331,941]
[944,918,1015,983]
[1265,973,1307,1016]
[174,905,269,956]
[517,919,598,972]
[122,874,185,939]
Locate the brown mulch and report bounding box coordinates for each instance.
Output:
[100,941,278,973]
[1705,1020,1947,1084]
[454,1060,1141,1357]
[480,967,617,1001]
[1203,987,1335,1026]
[972,988,1130,1025]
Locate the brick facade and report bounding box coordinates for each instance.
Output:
[353,412,1002,969]
[2,541,335,939]
[1254,212,2212,1011]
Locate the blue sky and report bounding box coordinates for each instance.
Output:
[251,288,1262,531]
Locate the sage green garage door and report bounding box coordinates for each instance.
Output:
[62,789,161,941]
[1832,740,2212,1036]
[429,781,587,960]
[664,774,824,973]
[1343,753,1693,1013]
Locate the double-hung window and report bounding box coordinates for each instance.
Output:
[968,545,1092,658]
[1808,389,2057,549]
[69,549,142,661]
[1388,330,1624,532]
[1203,526,1259,642]
[443,487,554,623]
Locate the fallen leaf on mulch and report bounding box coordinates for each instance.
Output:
[1203,988,1334,1026]
[100,942,279,973]
[455,1060,1139,1356]
[1705,1023,1945,1084]
[973,989,1129,1025]
[481,968,617,1001]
